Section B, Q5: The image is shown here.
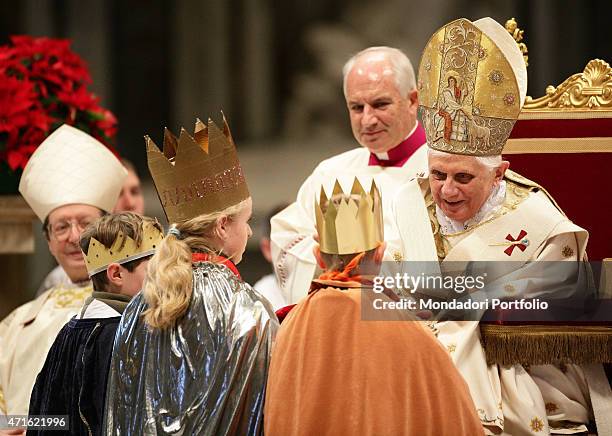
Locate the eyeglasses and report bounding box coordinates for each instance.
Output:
[49,218,95,241]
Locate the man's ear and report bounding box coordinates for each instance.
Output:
[496,160,510,182]
[374,241,387,263]
[408,88,419,106]
[312,245,326,269]
[106,263,123,287]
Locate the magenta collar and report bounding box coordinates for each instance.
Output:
[368,122,426,167]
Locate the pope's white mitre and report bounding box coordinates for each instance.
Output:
[19,124,128,221]
[473,17,527,106]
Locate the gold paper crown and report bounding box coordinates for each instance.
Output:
[145,114,250,223]
[84,221,164,277]
[315,179,383,255]
[418,18,523,156]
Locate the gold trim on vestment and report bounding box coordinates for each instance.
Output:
[427,179,532,260]
[51,285,92,309]
[504,170,566,216]
[425,190,450,261]
[0,385,6,415]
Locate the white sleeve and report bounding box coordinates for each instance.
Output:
[270,172,319,304]
[0,310,17,415]
[35,265,69,297]
[0,305,25,415]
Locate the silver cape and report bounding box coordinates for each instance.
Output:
[103,261,278,435]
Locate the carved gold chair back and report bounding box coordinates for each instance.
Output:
[504,18,612,263]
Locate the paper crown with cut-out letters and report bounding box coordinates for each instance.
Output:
[146,114,250,223]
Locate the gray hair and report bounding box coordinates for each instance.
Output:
[342,46,416,98]
[427,148,502,171]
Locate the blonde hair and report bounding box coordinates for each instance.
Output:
[143,199,250,329]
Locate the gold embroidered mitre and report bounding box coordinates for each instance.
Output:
[315,179,383,255]
[84,221,164,276]
[418,17,527,156]
[146,114,250,223]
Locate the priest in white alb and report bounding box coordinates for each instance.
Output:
[271,46,428,304]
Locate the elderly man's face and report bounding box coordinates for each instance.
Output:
[113,169,144,215]
[345,58,418,153]
[429,154,508,222]
[46,204,103,283]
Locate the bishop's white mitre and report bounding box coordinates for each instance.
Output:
[19,124,127,221]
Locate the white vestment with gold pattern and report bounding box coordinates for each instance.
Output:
[0,283,91,415]
[392,173,596,435]
[270,144,427,304]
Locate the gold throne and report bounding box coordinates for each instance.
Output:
[503,19,612,262]
[480,18,612,365]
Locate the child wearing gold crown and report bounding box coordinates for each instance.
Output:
[103,116,278,435]
[264,179,483,435]
[26,212,163,436]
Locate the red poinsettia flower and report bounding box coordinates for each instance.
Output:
[94,108,118,136]
[19,127,46,145]
[56,86,99,112]
[0,77,38,132]
[28,109,53,132]
[6,145,38,170]
[0,35,118,174]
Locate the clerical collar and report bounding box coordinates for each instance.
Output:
[437,181,507,235]
[368,122,425,167]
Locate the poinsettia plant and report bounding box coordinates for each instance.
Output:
[0,35,117,188]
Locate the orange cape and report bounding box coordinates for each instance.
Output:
[264,287,483,435]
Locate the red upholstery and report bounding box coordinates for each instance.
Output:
[507,117,612,260]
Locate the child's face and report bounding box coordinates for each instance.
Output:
[222,198,253,264]
[120,259,150,296]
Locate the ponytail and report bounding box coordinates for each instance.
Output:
[142,198,250,329]
[142,234,193,329]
